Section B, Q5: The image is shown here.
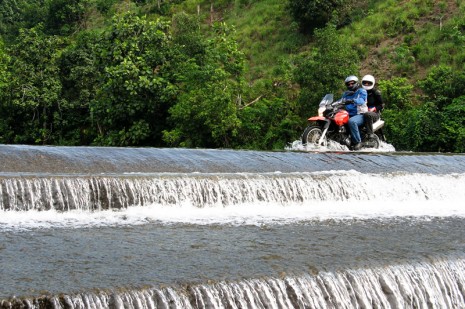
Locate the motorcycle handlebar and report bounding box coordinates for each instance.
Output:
[331,101,346,108]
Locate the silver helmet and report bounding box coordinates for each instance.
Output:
[344,75,359,91]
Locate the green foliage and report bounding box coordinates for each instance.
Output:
[171,12,205,58]
[375,78,414,150]
[0,38,11,143]
[390,44,416,74]
[3,25,65,144]
[443,96,465,152]
[287,0,356,34]
[91,13,176,146]
[0,38,9,89]
[58,31,104,144]
[381,101,445,152]
[215,0,306,82]
[293,24,360,116]
[377,77,413,110]
[406,102,446,152]
[389,66,465,152]
[236,97,301,149]
[418,65,465,104]
[384,13,415,37]
[0,0,48,41]
[95,0,119,14]
[139,0,187,16]
[381,67,465,152]
[45,0,89,35]
[378,0,432,37]
[1,0,93,39]
[0,0,465,152]
[164,20,245,148]
[411,14,465,70]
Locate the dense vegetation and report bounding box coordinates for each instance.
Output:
[0,0,464,152]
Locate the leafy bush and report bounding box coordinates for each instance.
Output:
[378,77,413,110]
[443,96,465,152]
[418,65,465,108]
[293,24,359,117]
[45,0,89,35]
[3,25,65,144]
[91,13,175,146]
[287,0,356,34]
[390,44,416,74]
[163,21,245,148]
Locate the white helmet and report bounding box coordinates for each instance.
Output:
[361,75,375,90]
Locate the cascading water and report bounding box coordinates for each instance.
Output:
[1,145,465,308]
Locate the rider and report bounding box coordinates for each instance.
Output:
[361,74,384,139]
[341,75,367,150]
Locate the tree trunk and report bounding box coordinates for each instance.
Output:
[210,2,214,25]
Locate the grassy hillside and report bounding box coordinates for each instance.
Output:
[345,0,465,85]
[169,0,307,82]
[171,0,465,96]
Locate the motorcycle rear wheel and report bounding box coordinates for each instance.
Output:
[363,134,380,149]
[302,125,327,146]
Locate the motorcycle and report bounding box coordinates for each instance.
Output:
[301,94,385,150]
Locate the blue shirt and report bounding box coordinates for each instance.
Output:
[341,88,368,117]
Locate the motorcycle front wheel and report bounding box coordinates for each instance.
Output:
[301,125,327,146]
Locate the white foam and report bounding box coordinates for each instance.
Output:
[1,198,464,231]
[287,140,396,152]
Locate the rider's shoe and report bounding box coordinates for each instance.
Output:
[353,143,362,151]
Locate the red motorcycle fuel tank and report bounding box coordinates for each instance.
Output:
[332,110,349,126]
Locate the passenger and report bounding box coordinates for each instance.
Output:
[361,75,384,140]
[340,75,368,151]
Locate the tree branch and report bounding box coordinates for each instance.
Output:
[239,95,263,109]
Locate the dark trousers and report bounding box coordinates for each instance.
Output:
[364,111,380,135]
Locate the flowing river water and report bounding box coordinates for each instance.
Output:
[0,144,465,308]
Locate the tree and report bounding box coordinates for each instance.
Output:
[0,0,48,41]
[0,37,9,90]
[287,0,356,34]
[0,37,11,143]
[443,96,465,152]
[293,24,359,118]
[5,25,66,144]
[418,65,465,108]
[378,77,413,111]
[45,0,89,35]
[90,13,176,146]
[163,18,245,148]
[58,30,104,144]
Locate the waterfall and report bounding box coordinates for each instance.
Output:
[1,146,465,308]
[2,257,464,309]
[1,172,465,211]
